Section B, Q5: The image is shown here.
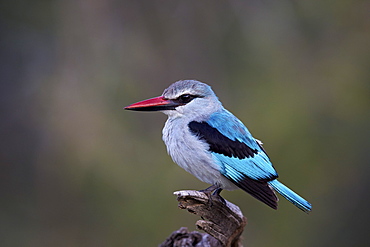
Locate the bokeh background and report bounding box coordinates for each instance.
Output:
[1,1,369,246]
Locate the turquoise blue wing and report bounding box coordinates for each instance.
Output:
[188,110,279,209]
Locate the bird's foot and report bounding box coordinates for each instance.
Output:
[198,185,226,206]
[211,188,226,205]
[199,184,219,194]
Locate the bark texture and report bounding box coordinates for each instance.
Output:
[159,190,247,247]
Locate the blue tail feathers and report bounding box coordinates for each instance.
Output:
[268,180,312,213]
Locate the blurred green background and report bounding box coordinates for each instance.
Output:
[1,1,369,246]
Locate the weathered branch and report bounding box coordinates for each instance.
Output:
[159,190,247,247]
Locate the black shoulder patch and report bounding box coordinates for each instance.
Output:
[188,121,258,159]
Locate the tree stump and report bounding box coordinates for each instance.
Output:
[159,190,247,247]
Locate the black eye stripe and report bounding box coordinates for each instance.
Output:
[174,94,201,104]
[180,94,192,101]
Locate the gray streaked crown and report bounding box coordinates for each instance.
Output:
[162,80,216,99]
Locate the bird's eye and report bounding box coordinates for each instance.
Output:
[178,94,194,103]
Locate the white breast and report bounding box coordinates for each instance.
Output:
[162,117,238,190]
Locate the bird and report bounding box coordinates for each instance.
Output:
[124,80,312,212]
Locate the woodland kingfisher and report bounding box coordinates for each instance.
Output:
[125,80,312,212]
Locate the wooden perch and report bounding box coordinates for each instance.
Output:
[159,190,247,247]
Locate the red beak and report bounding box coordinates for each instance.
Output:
[124,96,180,111]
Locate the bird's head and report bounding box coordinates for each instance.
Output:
[124,80,222,119]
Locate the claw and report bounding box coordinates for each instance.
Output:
[212,188,226,205]
[198,185,226,206]
[199,184,219,194]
